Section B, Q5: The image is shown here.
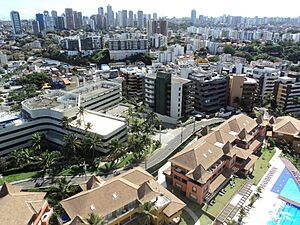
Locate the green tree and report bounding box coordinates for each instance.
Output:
[31,132,44,152]
[49,177,74,201]
[82,133,101,158]
[10,148,35,168]
[86,213,104,225]
[223,45,236,55]
[138,202,157,225]
[35,150,61,172]
[64,134,82,156]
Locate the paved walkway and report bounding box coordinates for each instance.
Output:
[184,207,201,225]
[216,179,253,224]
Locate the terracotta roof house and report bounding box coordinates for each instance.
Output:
[272,116,300,153]
[61,167,186,225]
[166,114,266,205]
[0,182,53,225]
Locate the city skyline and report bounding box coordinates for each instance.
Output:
[0,0,300,20]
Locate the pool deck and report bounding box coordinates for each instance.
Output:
[244,149,300,225]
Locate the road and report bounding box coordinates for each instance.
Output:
[144,118,224,170]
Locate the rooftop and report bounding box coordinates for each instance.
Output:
[70,111,126,137]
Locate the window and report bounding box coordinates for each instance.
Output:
[176,183,182,189]
[192,186,197,193]
[179,87,181,91]
[190,194,197,200]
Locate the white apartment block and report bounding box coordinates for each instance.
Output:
[0,81,126,156]
[252,66,280,103]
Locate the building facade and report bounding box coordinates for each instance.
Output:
[10,11,22,35]
[109,39,148,60]
[166,114,266,205]
[228,74,257,112]
[189,70,228,114]
[0,81,125,156]
[144,72,194,119]
[273,72,300,115]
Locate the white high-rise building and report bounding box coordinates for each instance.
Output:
[107,4,114,27]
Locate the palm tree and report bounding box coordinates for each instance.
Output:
[50,177,74,201]
[64,134,82,156]
[77,106,86,126]
[85,122,93,132]
[128,134,145,159]
[108,139,125,161]
[31,132,44,152]
[61,116,71,129]
[146,111,160,127]
[86,213,104,225]
[138,202,157,225]
[10,148,35,168]
[35,150,61,172]
[83,133,101,158]
[238,206,246,223]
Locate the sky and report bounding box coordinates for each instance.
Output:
[0,0,300,20]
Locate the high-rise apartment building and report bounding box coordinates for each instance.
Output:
[191,9,197,25]
[128,10,134,27]
[228,74,257,112]
[31,20,40,34]
[189,71,228,114]
[137,10,144,29]
[73,11,83,29]
[44,11,54,31]
[65,8,75,29]
[121,10,127,27]
[107,4,114,27]
[274,72,300,115]
[148,19,168,36]
[55,16,65,30]
[144,72,194,119]
[153,13,158,20]
[51,10,58,18]
[252,66,280,104]
[98,7,104,16]
[35,13,45,31]
[10,11,22,34]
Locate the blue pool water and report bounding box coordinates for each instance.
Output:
[268,203,300,225]
[267,167,300,225]
[271,168,300,204]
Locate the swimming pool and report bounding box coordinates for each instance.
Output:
[268,203,300,225]
[267,167,300,225]
[271,168,300,204]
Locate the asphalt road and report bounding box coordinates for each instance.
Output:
[145,118,224,169]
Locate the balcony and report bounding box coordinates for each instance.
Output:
[105,202,137,224]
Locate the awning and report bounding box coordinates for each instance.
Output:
[209,173,226,193]
[244,154,259,171]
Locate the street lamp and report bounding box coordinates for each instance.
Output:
[159,124,162,143]
[80,161,88,181]
[179,121,183,143]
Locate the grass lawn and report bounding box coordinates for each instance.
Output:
[252,148,276,185]
[203,178,247,217]
[254,109,262,118]
[0,171,41,185]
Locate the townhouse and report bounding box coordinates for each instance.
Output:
[165,114,266,205]
[61,167,186,225]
